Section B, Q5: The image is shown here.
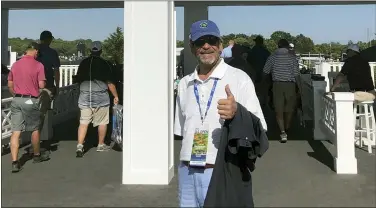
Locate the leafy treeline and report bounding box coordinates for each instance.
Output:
[9,27,124,64]
[177,30,376,60]
[9,29,375,62]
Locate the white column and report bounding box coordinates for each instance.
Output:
[1,8,9,66]
[183,2,208,76]
[332,92,357,174]
[123,0,174,185]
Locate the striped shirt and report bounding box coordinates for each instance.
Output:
[263,48,299,82]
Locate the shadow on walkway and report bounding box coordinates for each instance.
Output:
[264,107,335,171]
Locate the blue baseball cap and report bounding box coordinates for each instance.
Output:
[189,20,221,41]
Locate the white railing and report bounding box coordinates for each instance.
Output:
[319,93,357,174]
[1,97,13,139]
[59,65,79,87]
[299,74,358,174]
[1,84,79,141]
[7,65,79,88]
[315,62,376,92]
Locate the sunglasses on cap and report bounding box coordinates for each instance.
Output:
[193,36,220,47]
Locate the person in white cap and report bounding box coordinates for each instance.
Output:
[74,41,119,157]
[289,43,294,50]
[331,44,375,102]
[288,43,296,55]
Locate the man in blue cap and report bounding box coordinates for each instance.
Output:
[174,20,267,207]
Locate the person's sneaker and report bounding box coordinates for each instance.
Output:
[96,144,111,152]
[33,151,50,163]
[76,144,84,158]
[280,132,288,143]
[11,161,21,173]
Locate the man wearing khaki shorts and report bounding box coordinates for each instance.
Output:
[74,41,119,157]
[263,39,300,143]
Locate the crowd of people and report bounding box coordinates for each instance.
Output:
[6,30,120,172]
[219,35,300,142]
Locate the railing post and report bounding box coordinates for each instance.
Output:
[332,92,357,174]
[59,70,63,88]
[319,63,331,92]
[312,80,327,140]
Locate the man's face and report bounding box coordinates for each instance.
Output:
[190,35,222,65]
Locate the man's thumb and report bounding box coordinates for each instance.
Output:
[225,84,233,98]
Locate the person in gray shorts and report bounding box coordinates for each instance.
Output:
[7,42,50,173]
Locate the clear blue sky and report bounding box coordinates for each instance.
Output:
[8,5,376,44]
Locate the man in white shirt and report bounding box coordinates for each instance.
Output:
[174,20,267,208]
[220,39,234,58]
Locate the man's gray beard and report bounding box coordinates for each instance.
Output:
[197,56,217,65]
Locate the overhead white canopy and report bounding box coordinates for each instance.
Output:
[2,0,374,9]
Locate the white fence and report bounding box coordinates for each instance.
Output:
[299,74,360,174]
[320,93,357,174]
[59,65,79,87]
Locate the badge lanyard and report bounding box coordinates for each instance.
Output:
[193,78,219,124]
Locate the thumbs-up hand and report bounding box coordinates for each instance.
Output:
[217,84,238,120]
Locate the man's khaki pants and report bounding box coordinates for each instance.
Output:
[354,90,376,102]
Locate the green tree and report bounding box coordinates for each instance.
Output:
[233,37,248,45]
[102,27,124,64]
[177,40,184,47]
[270,31,294,44]
[293,34,314,54]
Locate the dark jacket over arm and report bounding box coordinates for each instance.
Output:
[204,103,269,208]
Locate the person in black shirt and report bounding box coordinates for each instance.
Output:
[331,44,375,102]
[226,44,254,81]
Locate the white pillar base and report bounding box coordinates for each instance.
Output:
[122,0,174,185]
[335,157,358,174]
[332,92,358,174]
[183,2,208,75]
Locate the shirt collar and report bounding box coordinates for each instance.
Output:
[22,55,35,59]
[189,58,227,82]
